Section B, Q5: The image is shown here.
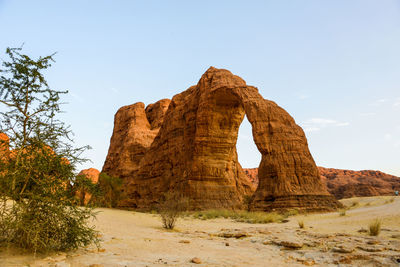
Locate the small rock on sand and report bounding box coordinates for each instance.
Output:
[179,240,190,244]
[191,257,202,264]
[274,238,304,249]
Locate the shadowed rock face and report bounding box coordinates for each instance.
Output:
[103,67,341,211]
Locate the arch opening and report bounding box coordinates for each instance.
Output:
[236,115,261,190]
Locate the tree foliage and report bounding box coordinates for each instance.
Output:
[94,172,122,208]
[0,46,99,253]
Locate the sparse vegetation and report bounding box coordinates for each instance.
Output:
[368,219,381,236]
[93,173,122,208]
[298,220,305,229]
[339,209,346,216]
[158,192,189,229]
[284,209,299,217]
[385,197,395,204]
[192,209,285,224]
[0,46,99,253]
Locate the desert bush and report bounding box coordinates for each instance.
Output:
[368,219,381,236]
[298,220,305,228]
[339,209,346,216]
[158,192,189,229]
[73,174,99,206]
[0,46,99,253]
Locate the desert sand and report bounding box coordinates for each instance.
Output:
[1,196,399,267]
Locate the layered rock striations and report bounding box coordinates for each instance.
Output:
[103,67,341,211]
[244,167,400,199]
[319,167,400,199]
[102,99,170,179]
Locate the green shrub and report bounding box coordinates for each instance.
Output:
[73,174,98,206]
[93,173,122,208]
[0,46,99,253]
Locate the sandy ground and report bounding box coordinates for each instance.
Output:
[1,196,400,267]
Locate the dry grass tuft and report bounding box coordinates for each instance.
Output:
[298,220,305,229]
[368,219,381,236]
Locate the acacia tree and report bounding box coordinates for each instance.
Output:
[0,46,99,253]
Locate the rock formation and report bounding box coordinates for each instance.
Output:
[103,67,341,211]
[0,133,9,156]
[76,168,100,205]
[244,167,400,199]
[102,99,170,179]
[243,168,258,186]
[319,167,400,199]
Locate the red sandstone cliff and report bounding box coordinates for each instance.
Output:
[319,167,400,199]
[243,167,400,199]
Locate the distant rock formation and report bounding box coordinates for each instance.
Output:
[102,67,341,211]
[319,167,400,199]
[0,133,9,156]
[243,168,258,185]
[244,167,400,199]
[76,168,100,205]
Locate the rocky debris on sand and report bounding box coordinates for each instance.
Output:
[332,244,355,253]
[274,238,304,249]
[218,230,249,239]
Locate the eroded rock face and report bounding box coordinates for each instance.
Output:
[243,168,258,186]
[244,167,400,199]
[102,99,171,180]
[319,167,400,199]
[76,168,100,205]
[103,67,341,211]
[0,133,9,155]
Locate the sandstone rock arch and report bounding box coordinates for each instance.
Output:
[103,67,341,211]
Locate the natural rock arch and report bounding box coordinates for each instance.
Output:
[102,67,341,211]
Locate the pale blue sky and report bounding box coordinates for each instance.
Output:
[0,1,399,175]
